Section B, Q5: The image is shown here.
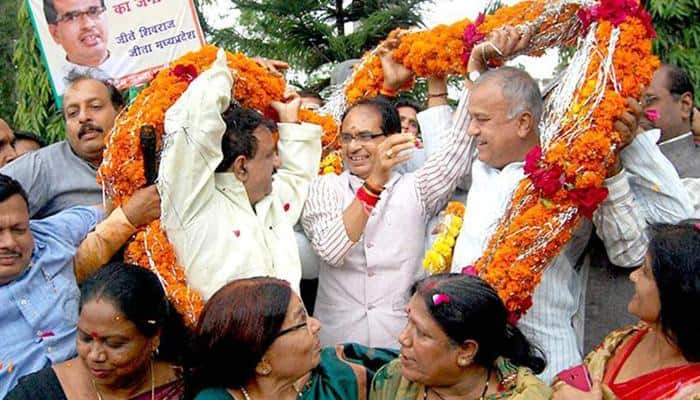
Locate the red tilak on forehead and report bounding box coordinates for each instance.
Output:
[91,331,99,339]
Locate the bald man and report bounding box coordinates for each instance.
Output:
[0,119,18,168]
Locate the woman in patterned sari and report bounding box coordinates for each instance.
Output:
[553,222,700,399]
[370,273,551,400]
[7,263,189,400]
[185,277,397,400]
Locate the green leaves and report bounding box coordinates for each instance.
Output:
[214,0,431,88]
[644,0,700,106]
[0,0,19,123]
[13,0,64,143]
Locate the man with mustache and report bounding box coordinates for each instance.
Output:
[43,0,119,94]
[2,72,122,219]
[0,73,161,274]
[0,174,106,397]
[640,64,699,178]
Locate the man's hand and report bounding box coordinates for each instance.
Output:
[468,25,533,76]
[614,97,644,150]
[607,98,644,177]
[367,134,415,187]
[252,57,289,76]
[122,185,161,227]
[378,30,413,91]
[271,89,301,123]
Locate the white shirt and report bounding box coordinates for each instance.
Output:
[447,128,691,382]
[158,50,322,300]
[302,102,472,348]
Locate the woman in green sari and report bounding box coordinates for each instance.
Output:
[185,277,397,400]
[370,273,551,400]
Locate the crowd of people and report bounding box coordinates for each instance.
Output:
[1,12,700,400]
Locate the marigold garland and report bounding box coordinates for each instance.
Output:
[344,0,580,104]
[298,109,339,149]
[343,0,658,319]
[472,3,658,320]
[319,150,343,175]
[99,45,337,325]
[422,202,466,274]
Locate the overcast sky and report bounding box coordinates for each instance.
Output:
[202,0,558,80]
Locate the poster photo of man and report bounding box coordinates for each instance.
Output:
[27,0,205,102]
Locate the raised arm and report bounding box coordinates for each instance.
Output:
[159,49,233,227]
[269,92,323,224]
[414,88,475,217]
[595,101,692,267]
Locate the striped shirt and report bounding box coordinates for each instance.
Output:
[301,97,474,348]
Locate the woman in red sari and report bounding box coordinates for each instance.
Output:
[553,222,700,400]
[7,262,190,399]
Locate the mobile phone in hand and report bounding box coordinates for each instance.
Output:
[556,364,593,392]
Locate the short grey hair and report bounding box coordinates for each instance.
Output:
[474,67,543,126]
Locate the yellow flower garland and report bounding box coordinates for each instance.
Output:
[422,202,465,274]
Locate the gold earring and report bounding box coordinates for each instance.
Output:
[258,360,272,375]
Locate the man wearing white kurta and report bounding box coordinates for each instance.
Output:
[449,67,692,383]
[159,50,322,300]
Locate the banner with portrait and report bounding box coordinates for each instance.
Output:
[25,0,205,105]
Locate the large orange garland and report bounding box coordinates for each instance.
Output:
[98,45,338,325]
[472,7,658,319]
[342,0,656,319]
[344,1,581,104]
[98,1,658,324]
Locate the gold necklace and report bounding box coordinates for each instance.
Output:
[91,359,155,400]
[239,380,308,400]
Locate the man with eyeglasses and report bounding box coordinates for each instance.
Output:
[640,64,699,178]
[300,41,471,348]
[43,0,117,92]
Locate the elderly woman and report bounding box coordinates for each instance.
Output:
[553,222,700,400]
[186,277,397,400]
[7,262,189,399]
[370,273,550,399]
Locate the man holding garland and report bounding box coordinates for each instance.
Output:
[157,50,322,300]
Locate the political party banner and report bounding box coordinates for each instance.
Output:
[26,0,205,105]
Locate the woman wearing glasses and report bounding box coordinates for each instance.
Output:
[185,278,397,400]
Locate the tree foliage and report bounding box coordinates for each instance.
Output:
[643,0,700,105]
[212,0,431,87]
[13,0,64,142]
[0,0,19,123]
